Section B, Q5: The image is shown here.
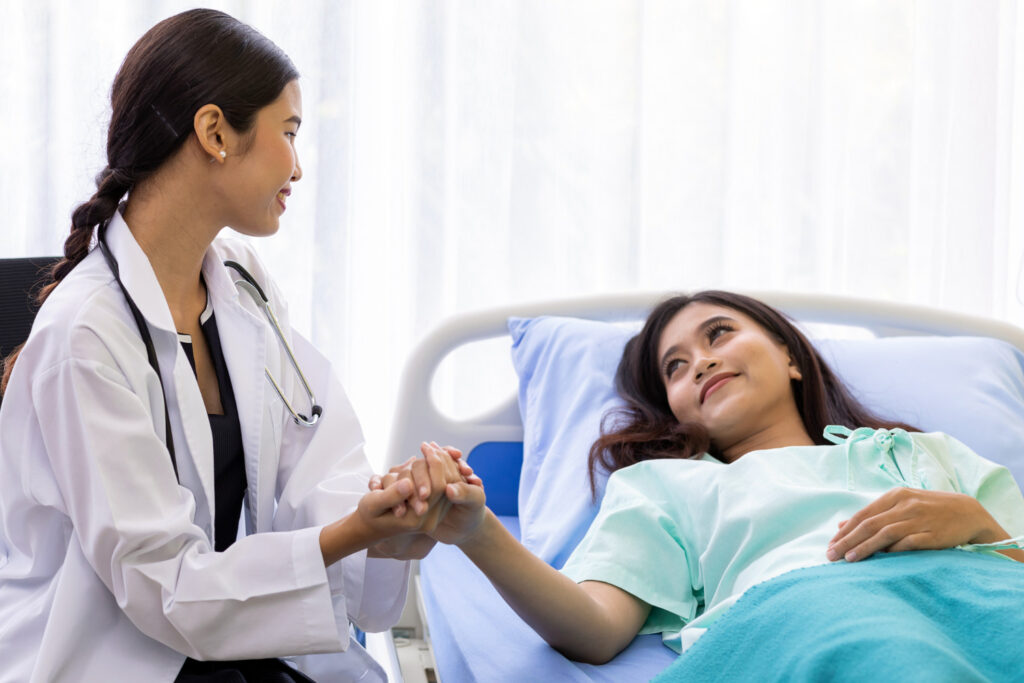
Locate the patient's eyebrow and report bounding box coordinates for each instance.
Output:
[285,115,302,128]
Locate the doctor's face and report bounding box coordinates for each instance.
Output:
[657,303,803,448]
[220,80,303,237]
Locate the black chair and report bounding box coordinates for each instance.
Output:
[0,257,60,409]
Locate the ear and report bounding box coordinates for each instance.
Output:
[788,356,803,382]
[193,104,230,163]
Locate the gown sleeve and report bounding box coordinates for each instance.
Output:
[560,461,701,637]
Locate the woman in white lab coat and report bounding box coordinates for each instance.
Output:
[0,9,462,682]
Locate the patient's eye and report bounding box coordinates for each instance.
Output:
[664,358,686,379]
[706,321,734,344]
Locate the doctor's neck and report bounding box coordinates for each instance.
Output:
[122,142,224,325]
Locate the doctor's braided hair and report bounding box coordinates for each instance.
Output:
[1,9,297,393]
[587,291,920,495]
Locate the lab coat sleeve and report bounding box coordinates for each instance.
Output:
[270,330,409,634]
[33,327,347,661]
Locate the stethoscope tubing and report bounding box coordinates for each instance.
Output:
[224,261,322,427]
[96,227,323,481]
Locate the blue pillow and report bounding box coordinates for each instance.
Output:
[509,316,1024,568]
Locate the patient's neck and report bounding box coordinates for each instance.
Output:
[714,416,814,463]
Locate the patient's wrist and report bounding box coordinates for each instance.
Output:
[965,500,1005,544]
[456,509,501,554]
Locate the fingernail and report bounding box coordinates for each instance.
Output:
[420,486,429,498]
[826,548,838,561]
[845,551,857,562]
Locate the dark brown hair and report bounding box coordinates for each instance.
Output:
[588,291,918,491]
[2,9,298,392]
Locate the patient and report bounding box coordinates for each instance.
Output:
[378,291,1024,680]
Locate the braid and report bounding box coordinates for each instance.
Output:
[1,167,132,394]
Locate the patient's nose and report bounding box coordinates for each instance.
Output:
[694,360,718,382]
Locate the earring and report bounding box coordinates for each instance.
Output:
[219,150,227,160]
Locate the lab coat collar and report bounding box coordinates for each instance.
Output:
[202,242,272,530]
[200,239,243,307]
[103,209,177,335]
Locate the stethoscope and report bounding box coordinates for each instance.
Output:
[97,224,322,477]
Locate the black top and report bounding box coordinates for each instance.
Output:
[179,304,247,552]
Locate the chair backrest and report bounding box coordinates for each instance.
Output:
[0,257,60,408]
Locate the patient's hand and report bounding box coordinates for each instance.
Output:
[826,488,1006,562]
[413,443,487,546]
[428,474,487,547]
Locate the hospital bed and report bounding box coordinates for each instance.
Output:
[368,291,1024,683]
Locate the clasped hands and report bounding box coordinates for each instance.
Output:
[361,442,485,560]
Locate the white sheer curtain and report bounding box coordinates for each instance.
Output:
[5,0,1024,464]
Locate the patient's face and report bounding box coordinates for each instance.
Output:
[657,303,803,450]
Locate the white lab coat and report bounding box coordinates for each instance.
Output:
[0,211,409,682]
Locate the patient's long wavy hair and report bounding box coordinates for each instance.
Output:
[588,291,918,493]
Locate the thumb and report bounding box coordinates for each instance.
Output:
[363,479,414,517]
[446,481,485,506]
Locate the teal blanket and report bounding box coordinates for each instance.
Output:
[653,550,1023,682]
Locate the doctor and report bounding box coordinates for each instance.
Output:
[0,9,465,682]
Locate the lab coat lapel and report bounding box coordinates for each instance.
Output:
[203,250,273,531]
[103,212,216,532]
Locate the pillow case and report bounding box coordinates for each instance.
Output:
[509,315,1024,567]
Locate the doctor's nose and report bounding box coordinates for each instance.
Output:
[694,359,719,382]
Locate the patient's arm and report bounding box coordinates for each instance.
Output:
[437,469,651,664]
[826,488,1024,563]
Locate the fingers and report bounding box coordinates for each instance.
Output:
[422,442,449,502]
[375,471,410,516]
[409,455,432,514]
[374,442,473,523]
[829,519,920,562]
[828,489,901,547]
[441,444,463,460]
[362,479,415,517]
[425,441,472,484]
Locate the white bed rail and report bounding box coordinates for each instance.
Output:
[385,291,1024,468]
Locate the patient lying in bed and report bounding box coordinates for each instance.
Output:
[376,290,1024,680]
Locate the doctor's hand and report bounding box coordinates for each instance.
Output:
[826,487,1006,562]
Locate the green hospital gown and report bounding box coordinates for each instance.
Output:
[559,427,1024,654]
